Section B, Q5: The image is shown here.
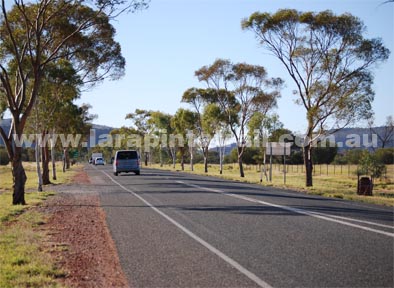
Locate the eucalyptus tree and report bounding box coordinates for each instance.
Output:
[0,0,146,204]
[242,9,390,186]
[172,108,197,171]
[202,103,228,174]
[196,59,283,177]
[148,111,174,167]
[110,126,141,150]
[182,88,218,173]
[247,112,283,179]
[53,102,96,172]
[126,109,152,165]
[26,59,82,185]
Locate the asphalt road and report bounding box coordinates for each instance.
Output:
[86,164,394,288]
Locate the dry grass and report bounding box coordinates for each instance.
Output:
[0,162,78,194]
[0,162,80,288]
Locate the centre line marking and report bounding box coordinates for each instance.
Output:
[101,171,273,288]
[176,181,394,238]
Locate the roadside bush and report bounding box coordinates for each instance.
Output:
[344,149,365,164]
[0,149,9,165]
[356,151,386,180]
[375,148,394,164]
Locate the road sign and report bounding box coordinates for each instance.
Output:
[265,142,291,156]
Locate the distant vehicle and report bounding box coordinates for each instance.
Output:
[91,152,103,164]
[94,157,105,165]
[113,150,140,176]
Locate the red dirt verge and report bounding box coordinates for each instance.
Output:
[41,169,129,288]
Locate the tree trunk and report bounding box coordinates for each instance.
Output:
[180,147,185,171]
[35,139,43,192]
[263,153,268,181]
[170,147,176,169]
[63,148,68,172]
[51,132,57,180]
[66,152,70,169]
[189,146,194,171]
[237,146,245,177]
[41,144,51,185]
[144,152,148,166]
[159,145,163,167]
[203,147,208,173]
[219,150,223,175]
[12,148,27,205]
[304,143,313,187]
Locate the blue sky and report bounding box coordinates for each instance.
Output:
[78,0,394,133]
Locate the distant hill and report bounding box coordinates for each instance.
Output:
[327,127,394,151]
[0,120,116,148]
[87,124,115,148]
[210,127,394,154]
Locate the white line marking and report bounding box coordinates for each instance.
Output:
[101,171,273,288]
[306,211,394,229]
[176,181,394,238]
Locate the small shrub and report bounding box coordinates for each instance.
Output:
[0,150,9,166]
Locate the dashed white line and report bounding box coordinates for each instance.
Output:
[101,171,273,288]
[176,181,394,238]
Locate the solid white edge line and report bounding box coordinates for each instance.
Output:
[176,181,394,238]
[101,171,273,288]
[305,211,394,229]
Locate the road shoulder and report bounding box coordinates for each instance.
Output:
[41,167,129,287]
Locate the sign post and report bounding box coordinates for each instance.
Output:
[265,142,291,184]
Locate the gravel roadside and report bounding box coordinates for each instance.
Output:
[40,167,129,288]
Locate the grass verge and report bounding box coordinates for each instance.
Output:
[0,192,66,288]
[0,162,79,288]
[149,163,394,207]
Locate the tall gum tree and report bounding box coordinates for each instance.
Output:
[125,109,152,165]
[0,0,147,205]
[182,88,217,173]
[242,9,390,186]
[195,59,283,177]
[25,60,82,186]
[172,108,197,171]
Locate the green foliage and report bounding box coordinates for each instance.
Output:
[289,151,304,164]
[242,8,390,186]
[269,128,292,142]
[344,149,365,165]
[126,109,152,133]
[312,145,338,164]
[357,151,386,179]
[375,148,394,164]
[0,148,9,165]
[172,108,197,136]
[248,113,283,144]
[226,147,261,165]
[0,0,138,204]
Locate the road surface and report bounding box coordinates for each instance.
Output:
[85,165,394,288]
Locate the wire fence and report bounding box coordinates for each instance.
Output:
[239,163,394,181]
